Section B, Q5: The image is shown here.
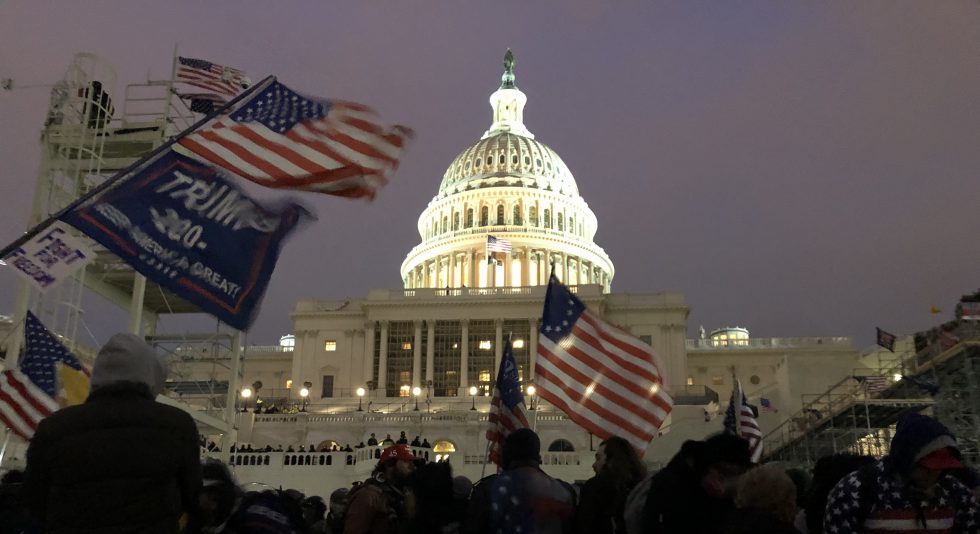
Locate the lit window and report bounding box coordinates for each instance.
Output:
[324,340,337,351]
[512,339,525,349]
[285,379,293,389]
[687,376,694,386]
[402,342,412,351]
[479,370,491,383]
[478,340,492,350]
[399,385,411,397]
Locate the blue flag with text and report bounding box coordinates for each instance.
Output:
[62,151,310,330]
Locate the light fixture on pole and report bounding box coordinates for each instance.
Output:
[240,387,252,412]
[356,387,365,411]
[526,384,537,411]
[469,385,478,411]
[300,381,312,412]
[412,386,421,411]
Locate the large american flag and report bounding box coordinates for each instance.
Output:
[178,80,413,199]
[486,338,530,468]
[176,56,250,99]
[535,275,673,453]
[856,374,889,395]
[0,312,81,440]
[724,380,762,463]
[486,235,512,253]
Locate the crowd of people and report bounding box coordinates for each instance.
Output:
[2,332,980,533]
[218,431,435,455]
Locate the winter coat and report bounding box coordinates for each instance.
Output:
[824,413,980,533]
[486,464,576,534]
[24,382,201,533]
[642,450,734,534]
[344,479,411,534]
[575,471,637,534]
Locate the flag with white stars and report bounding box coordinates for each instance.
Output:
[723,379,762,463]
[486,337,529,468]
[534,274,673,453]
[178,79,413,199]
[0,312,81,440]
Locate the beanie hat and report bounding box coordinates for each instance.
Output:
[90,333,169,396]
[502,428,541,467]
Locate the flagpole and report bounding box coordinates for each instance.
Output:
[0,429,12,470]
[0,74,276,262]
[480,437,493,479]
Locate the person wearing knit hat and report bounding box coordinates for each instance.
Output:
[24,333,201,533]
[825,412,980,532]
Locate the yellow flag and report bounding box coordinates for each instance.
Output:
[930,305,942,315]
[57,362,90,406]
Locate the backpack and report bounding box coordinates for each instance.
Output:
[225,490,307,534]
[622,471,656,534]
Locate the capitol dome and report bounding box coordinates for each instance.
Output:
[401,50,614,291]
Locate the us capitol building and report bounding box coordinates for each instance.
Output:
[205,52,859,494]
[0,51,861,495]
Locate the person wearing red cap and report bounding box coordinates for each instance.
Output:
[824,412,979,533]
[344,444,417,534]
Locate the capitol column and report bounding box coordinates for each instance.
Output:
[459,319,470,396]
[377,321,389,398]
[528,318,538,380]
[448,253,457,288]
[503,252,512,287]
[412,320,423,389]
[425,320,435,393]
[468,249,476,287]
[521,247,530,286]
[494,319,504,379]
[363,321,376,387]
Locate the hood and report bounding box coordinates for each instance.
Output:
[90,333,169,396]
[885,412,960,474]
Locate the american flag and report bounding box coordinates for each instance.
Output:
[760,397,778,412]
[486,338,530,468]
[724,380,762,463]
[487,235,512,253]
[0,312,84,440]
[176,56,249,99]
[178,93,225,114]
[534,275,673,453]
[856,375,889,395]
[178,80,413,199]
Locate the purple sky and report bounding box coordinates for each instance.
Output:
[2,2,979,349]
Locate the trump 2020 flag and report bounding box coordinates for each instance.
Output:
[62,151,311,330]
[876,327,896,352]
[177,80,413,200]
[535,274,673,453]
[486,337,530,468]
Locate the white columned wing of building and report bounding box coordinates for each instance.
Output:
[412,320,423,388]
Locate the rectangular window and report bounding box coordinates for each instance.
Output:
[687,376,694,386]
[433,321,461,397]
[468,320,495,392]
[639,335,652,346]
[321,375,334,398]
[324,340,337,351]
[385,322,415,396]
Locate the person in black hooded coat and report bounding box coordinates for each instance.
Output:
[24,333,201,533]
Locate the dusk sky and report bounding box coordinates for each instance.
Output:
[1,2,978,350]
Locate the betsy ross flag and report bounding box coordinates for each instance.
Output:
[178,80,413,199]
[724,380,762,463]
[535,274,672,453]
[486,337,530,468]
[0,312,89,439]
[876,327,897,352]
[176,56,249,99]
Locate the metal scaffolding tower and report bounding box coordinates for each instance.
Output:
[765,323,980,467]
[5,53,243,446]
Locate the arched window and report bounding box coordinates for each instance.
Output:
[529,207,538,226]
[557,212,564,231]
[486,156,493,166]
[315,439,340,452]
[465,209,474,228]
[496,205,505,225]
[513,205,522,226]
[548,439,575,452]
[433,440,456,463]
[569,216,575,234]
[441,216,448,234]
[544,209,551,229]
[453,213,460,231]
[512,154,518,165]
[499,154,505,165]
[480,206,489,226]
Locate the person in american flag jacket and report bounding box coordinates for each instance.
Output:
[824,412,979,533]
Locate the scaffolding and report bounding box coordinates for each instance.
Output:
[765,322,980,467]
[4,53,243,445]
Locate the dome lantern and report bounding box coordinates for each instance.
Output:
[485,49,532,139]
